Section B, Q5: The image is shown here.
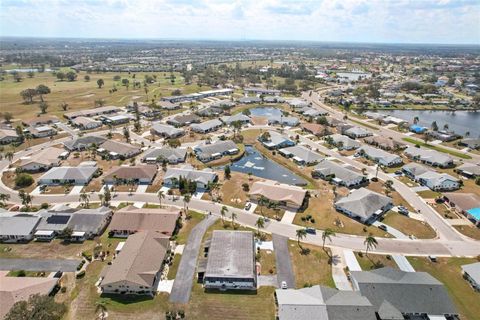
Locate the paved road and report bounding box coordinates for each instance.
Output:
[272,234,295,289]
[169,215,218,304]
[0,258,81,272]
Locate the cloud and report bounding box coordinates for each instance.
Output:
[0,0,478,44]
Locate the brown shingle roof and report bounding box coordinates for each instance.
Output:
[109,206,180,235]
[301,123,329,136]
[249,180,307,207]
[101,231,170,287]
[103,165,157,183]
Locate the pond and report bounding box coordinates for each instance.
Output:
[249,106,284,117]
[219,145,307,186]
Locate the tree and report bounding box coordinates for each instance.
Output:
[39,101,48,114]
[59,227,73,240]
[66,71,77,81]
[296,228,307,251]
[4,294,67,320]
[95,99,105,107]
[431,121,438,131]
[3,111,13,123]
[0,193,10,208]
[157,190,165,208]
[255,217,265,234]
[413,116,419,125]
[224,165,231,179]
[167,138,181,148]
[59,101,68,111]
[36,84,51,102]
[230,211,237,228]
[123,126,130,142]
[20,88,37,103]
[84,75,90,82]
[364,234,378,257]
[321,228,335,251]
[56,72,66,81]
[384,180,394,191]
[258,195,268,218]
[79,192,90,208]
[15,173,34,188]
[18,190,33,208]
[97,78,104,88]
[183,193,191,216]
[221,205,228,225]
[103,186,111,207]
[5,151,14,162]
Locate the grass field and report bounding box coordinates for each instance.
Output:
[407,257,480,320]
[453,225,480,240]
[381,211,436,239]
[349,118,380,130]
[402,138,472,159]
[354,252,398,270]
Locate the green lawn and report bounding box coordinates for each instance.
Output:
[381,211,436,239]
[167,254,182,280]
[354,252,398,270]
[407,257,480,320]
[402,138,472,159]
[349,119,380,130]
[175,211,205,245]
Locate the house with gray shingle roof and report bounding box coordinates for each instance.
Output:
[190,119,223,133]
[98,140,142,159]
[259,131,295,150]
[404,146,454,168]
[344,126,372,139]
[150,123,184,138]
[142,148,187,164]
[194,140,239,162]
[0,214,41,243]
[330,134,360,150]
[313,159,367,188]
[351,267,458,319]
[38,166,97,185]
[63,135,107,151]
[275,285,376,320]
[221,113,251,125]
[163,165,217,190]
[279,145,323,165]
[455,163,480,178]
[167,114,201,127]
[358,145,403,167]
[335,188,392,224]
[462,262,480,291]
[268,115,299,127]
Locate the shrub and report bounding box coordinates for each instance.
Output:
[17,270,26,277]
[242,183,249,192]
[81,251,92,261]
[40,203,49,209]
[15,173,34,188]
[76,270,85,279]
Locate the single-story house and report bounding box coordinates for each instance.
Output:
[329,134,360,150]
[259,131,295,150]
[244,87,281,96]
[344,126,373,139]
[237,96,262,104]
[163,165,218,190]
[459,138,480,150]
[455,163,480,178]
[98,140,142,159]
[29,125,57,138]
[416,171,460,191]
[63,136,107,151]
[101,114,131,125]
[130,104,162,119]
[190,119,223,134]
[404,146,454,168]
[38,166,97,185]
[443,193,480,226]
[335,188,392,224]
[350,268,458,319]
[301,123,330,137]
[249,180,307,211]
[0,214,41,243]
[71,117,102,130]
[103,165,158,185]
[196,106,223,117]
[211,100,236,109]
[357,146,403,167]
[263,96,285,103]
[279,145,323,165]
[194,140,239,162]
[0,276,59,319]
[268,115,299,127]
[142,148,187,164]
[202,231,257,290]
[312,159,367,188]
[23,115,60,128]
[17,147,65,172]
[287,98,308,109]
[64,106,121,120]
[402,162,430,179]
[461,262,480,291]
[275,285,375,320]
[363,136,406,151]
[220,113,251,125]
[150,123,185,138]
[158,100,181,110]
[100,231,170,295]
[427,130,460,142]
[167,114,201,127]
[0,128,20,145]
[108,205,180,237]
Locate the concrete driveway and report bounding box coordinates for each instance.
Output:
[169,216,218,303]
[272,234,295,289]
[0,258,81,272]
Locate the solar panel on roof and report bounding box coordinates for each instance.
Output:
[46,215,70,224]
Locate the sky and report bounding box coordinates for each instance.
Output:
[0,0,479,44]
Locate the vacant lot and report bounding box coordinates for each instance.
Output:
[381,211,436,239]
[0,239,95,260]
[354,252,398,270]
[453,225,480,240]
[407,257,480,320]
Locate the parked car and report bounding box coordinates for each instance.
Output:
[305,227,316,235]
[244,202,252,211]
[398,206,409,215]
[428,256,438,262]
[378,224,388,231]
[281,281,288,289]
[394,170,403,175]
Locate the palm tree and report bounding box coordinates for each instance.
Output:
[258,196,268,218]
[413,116,419,124]
[157,190,165,208]
[296,228,307,252]
[0,193,10,208]
[5,151,14,163]
[230,211,237,228]
[79,192,90,208]
[364,234,378,257]
[255,217,265,234]
[183,193,191,217]
[95,301,108,320]
[220,206,228,226]
[322,228,336,251]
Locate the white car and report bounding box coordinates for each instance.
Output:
[244,202,252,211]
[281,281,288,289]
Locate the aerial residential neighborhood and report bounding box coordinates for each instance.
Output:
[0,1,479,320]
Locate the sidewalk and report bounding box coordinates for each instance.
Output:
[330,247,353,291]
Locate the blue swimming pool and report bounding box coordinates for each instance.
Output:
[249,106,284,117]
